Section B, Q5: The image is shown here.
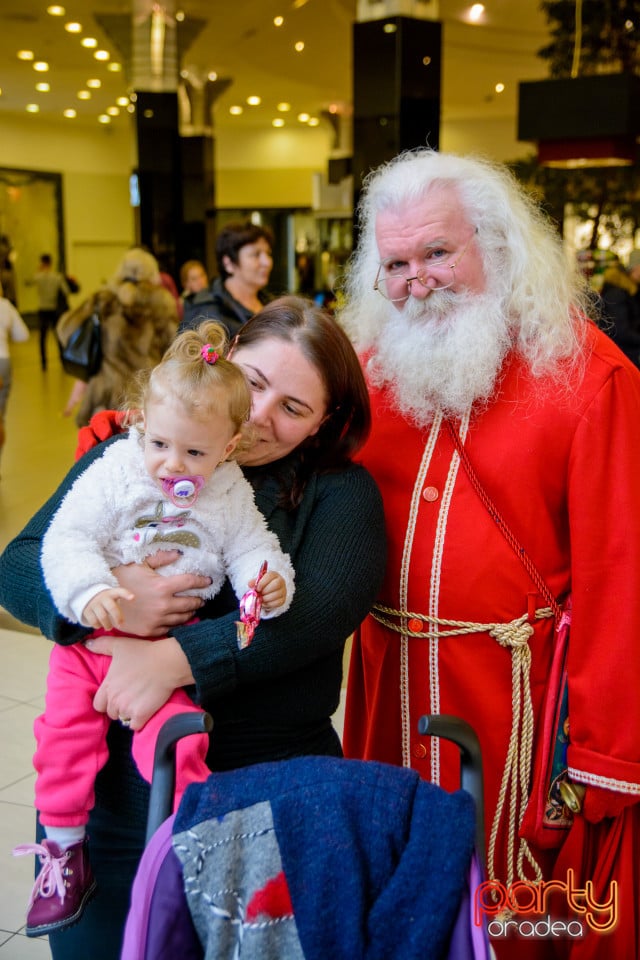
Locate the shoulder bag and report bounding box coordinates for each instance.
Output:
[58,310,102,382]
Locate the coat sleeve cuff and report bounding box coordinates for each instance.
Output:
[567,743,640,796]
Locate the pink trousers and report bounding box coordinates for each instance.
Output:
[33,642,211,827]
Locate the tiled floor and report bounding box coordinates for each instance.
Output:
[0,328,348,957]
[1,327,78,957]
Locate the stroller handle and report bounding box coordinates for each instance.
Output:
[146,711,214,843]
[418,714,485,865]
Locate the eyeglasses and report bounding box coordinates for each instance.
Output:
[373,230,477,302]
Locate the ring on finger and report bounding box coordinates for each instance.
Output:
[119,716,132,727]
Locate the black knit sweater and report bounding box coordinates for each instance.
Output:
[0,436,386,827]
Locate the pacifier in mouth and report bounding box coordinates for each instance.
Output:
[161,475,205,506]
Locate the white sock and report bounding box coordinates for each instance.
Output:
[43,825,86,850]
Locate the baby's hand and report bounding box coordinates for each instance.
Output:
[249,571,287,612]
[82,587,135,631]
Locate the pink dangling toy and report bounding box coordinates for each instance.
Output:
[236,560,268,649]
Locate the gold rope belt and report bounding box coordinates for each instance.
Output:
[371,602,555,888]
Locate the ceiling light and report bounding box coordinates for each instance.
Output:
[107,106,120,116]
[383,23,397,33]
[469,4,485,22]
[35,82,50,92]
[297,112,310,122]
[63,109,77,118]
[47,6,65,15]
[26,103,40,113]
[208,71,218,82]
[116,96,129,107]
[272,118,285,127]
[328,103,338,114]
[77,90,91,99]
[308,117,319,126]
[176,10,185,22]
[274,16,284,27]
[94,50,110,61]
[98,115,111,124]
[247,96,261,106]
[107,62,122,72]
[277,102,291,112]
[229,105,243,115]
[126,103,135,113]
[81,38,98,48]
[65,22,82,33]
[294,41,305,52]
[17,50,34,60]
[86,78,101,88]
[33,62,49,72]
[495,82,505,93]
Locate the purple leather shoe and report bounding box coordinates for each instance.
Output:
[14,838,97,937]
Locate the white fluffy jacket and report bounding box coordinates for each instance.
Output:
[41,431,295,625]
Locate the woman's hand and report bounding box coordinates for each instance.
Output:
[87,634,195,730]
[111,551,211,636]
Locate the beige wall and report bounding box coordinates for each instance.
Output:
[1,113,134,300]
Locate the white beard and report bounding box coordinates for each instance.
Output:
[366,287,513,426]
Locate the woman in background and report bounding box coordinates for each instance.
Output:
[58,248,178,426]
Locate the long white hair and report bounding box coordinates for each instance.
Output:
[339,149,593,377]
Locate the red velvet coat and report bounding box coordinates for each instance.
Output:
[345,322,640,959]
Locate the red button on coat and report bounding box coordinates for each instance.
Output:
[423,486,439,502]
[412,743,427,759]
[408,617,423,633]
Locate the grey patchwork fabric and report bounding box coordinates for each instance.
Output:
[173,801,305,960]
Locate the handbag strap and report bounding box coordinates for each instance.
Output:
[446,420,562,621]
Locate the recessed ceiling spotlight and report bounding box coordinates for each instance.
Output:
[277,102,291,112]
[35,82,50,92]
[107,106,120,116]
[308,117,319,126]
[81,37,98,48]
[297,112,310,123]
[63,109,77,118]
[272,118,285,127]
[328,103,338,114]
[116,96,129,107]
[98,114,111,124]
[47,5,65,15]
[175,10,185,22]
[247,96,261,106]
[495,82,505,93]
[17,50,35,60]
[33,62,49,72]
[469,4,485,22]
[77,90,91,99]
[107,62,122,72]
[294,41,305,52]
[26,103,40,113]
[94,50,110,61]
[229,105,243,115]
[208,71,218,82]
[65,22,82,33]
[274,16,284,27]
[86,78,101,89]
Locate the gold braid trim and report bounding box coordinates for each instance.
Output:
[371,603,554,639]
[371,601,554,889]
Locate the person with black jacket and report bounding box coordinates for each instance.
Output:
[180,221,274,337]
